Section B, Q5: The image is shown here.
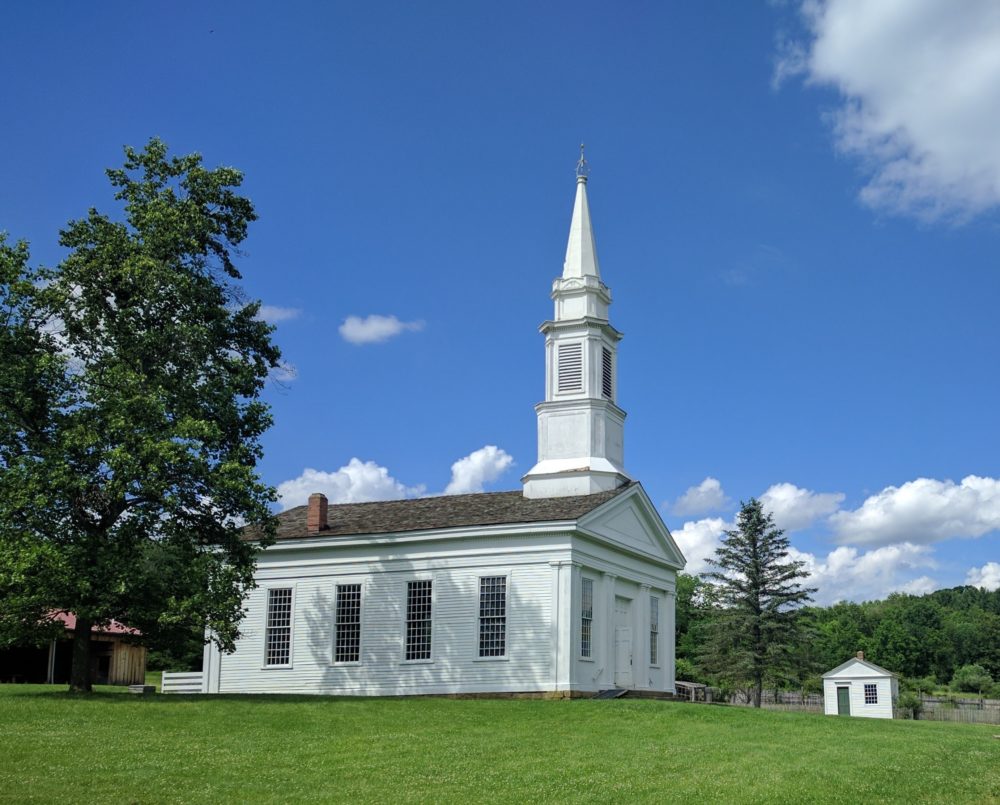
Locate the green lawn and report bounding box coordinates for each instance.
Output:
[1,686,998,804]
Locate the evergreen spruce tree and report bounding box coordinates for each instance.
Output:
[700,498,815,707]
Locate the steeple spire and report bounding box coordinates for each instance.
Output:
[522,151,630,499]
[562,145,601,280]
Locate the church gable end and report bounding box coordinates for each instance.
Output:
[576,485,685,569]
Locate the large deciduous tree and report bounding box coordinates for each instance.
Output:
[0,139,279,691]
[699,498,815,707]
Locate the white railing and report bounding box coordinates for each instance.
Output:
[161,671,205,694]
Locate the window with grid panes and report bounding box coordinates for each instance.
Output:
[264,587,293,666]
[581,578,594,658]
[649,596,659,665]
[864,683,878,705]
[478,576,507,657]
[405,580,433,661]
[334,584,362,663]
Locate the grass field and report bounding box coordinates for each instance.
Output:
[1,685,998,804]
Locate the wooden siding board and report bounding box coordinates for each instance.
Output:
[108,641,146,686]
[218,557,558,696]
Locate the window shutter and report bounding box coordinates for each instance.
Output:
[557,343,583,392]
[602,347,613,400]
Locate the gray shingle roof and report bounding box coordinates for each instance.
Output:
[246,483,631,542]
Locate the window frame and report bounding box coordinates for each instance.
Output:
[649,595,660,667]
[580,576,595,661]
[331,580,365,666]
[401,576,435,665]
[474,573,510,662]
[261,584,295,670]
[864,683,878,705]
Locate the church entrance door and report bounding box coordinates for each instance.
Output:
[614,596,633,688]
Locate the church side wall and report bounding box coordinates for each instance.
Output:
[212,533,568,696]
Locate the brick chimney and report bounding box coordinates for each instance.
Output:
[856,650,865,660]
[307,493,328,534]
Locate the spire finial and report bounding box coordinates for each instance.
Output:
[576,143,589,181]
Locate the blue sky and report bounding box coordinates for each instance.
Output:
[2,1,998,602]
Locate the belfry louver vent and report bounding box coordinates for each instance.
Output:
[602,347,613,400]
[557,343,583,392]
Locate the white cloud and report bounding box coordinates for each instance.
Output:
[444,445,514,495]
[276,460,424,509]
[670,477,731,517]
[672,512,941,603]
[966,562,1000,591]
[830,475,1000,546]
[671,517,730,575]
[897,576,939,597]
[781,0,1000,219]
[257,305,302,324]
[338,314,424,345]
[760,482,845,532]
[269,361,298,383]
[788,542,937,605]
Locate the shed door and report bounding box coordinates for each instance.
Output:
[836,686,851,716]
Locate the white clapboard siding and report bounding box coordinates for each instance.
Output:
[161,671,206,694]
[214,536,562,696]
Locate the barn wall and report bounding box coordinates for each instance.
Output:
[212,531,568,696]
[109,641,147,686]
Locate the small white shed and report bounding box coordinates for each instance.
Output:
[822,651,899,719]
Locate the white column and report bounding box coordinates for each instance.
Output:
[636,584,651,689]
[570,563,582,689]
[665,589,677,693]
[549,562,560,691]
[550,560,575,692]
[203,633,221,693]
[602,573,617,688]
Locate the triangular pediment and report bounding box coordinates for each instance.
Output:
[577,484,686,569]
[822,658,897,679]
[602,508,656,546]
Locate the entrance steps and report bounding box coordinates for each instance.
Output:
[593,688,686,701]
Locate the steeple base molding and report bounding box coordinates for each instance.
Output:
[522,464,629,499]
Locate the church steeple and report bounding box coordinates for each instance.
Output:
[522,152,630,499]
[562,149,600,281]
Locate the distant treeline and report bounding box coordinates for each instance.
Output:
[676,576,1000,694]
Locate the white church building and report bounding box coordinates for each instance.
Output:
[198,157,686,697]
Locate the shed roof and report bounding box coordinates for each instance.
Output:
[245,484,632,542]
[822,656,897,679]
[53,612,139,636]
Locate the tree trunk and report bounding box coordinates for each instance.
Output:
[752,676,763,708]
[69,618,93,693]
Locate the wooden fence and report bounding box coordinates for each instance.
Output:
[903,696,1000,725]
[161,671,205,694]
[727,690,1000,724]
